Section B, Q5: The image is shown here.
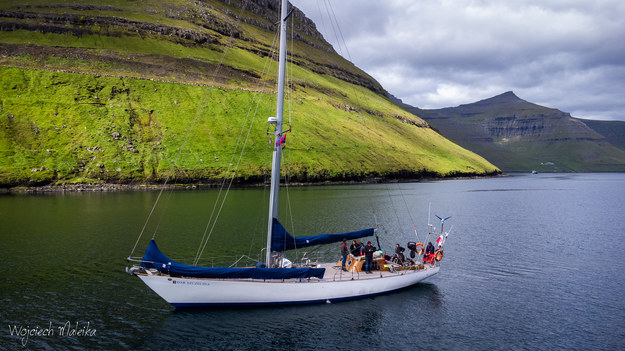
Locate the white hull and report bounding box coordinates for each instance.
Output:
[138,266,439,307]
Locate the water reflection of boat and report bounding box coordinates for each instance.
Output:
[126,0,446,307]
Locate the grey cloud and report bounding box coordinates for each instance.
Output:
[291,0,625,121]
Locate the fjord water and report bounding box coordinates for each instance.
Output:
[2,173,625,350]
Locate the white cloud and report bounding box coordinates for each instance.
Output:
[291,0,625,120]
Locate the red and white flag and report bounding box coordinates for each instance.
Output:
[436,234,445,246]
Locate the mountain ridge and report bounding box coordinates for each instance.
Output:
[402,91,625,172]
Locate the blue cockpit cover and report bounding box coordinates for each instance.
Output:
[270,218,374,252]
[141,240,325,279]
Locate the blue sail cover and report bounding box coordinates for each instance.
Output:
[141,240,325,280]
[271,218,374,252]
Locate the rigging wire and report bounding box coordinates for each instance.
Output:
[194,23,282,266]
[316,1,420,250]
[325,0,353,62]
[385,182,403,247]
[322,0,345,58]
[315,1,328,42]
[283,11,299,262]
[323,0,366,111]
[194,82,269,265]
[397,183,422,243]
[129,1,250,259]
[193,7,278,264]
[247,111,274,262]
[129,82,211,257]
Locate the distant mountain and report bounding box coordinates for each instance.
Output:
[402,91,625,172]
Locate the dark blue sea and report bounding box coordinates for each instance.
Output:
[2,173,625,350]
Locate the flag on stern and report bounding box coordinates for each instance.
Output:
[436,233,445,247]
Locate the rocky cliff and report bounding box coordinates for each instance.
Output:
[0,0,384,95]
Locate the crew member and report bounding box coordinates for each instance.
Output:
[341,239,348,271]
[350,240,362,256]
[424,242,435,263]
[395,243,405,264]
[363,241,376,274]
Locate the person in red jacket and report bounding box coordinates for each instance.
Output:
[340,240,349,271]
[424,242,435,263]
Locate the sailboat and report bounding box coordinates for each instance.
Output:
[126,0,447,307]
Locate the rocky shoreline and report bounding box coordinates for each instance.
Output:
[1,172,504,194]
[1,182,226,194]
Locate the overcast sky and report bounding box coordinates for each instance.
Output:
[290,0,625,121]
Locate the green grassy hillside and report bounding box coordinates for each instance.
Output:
[0,0,499,186]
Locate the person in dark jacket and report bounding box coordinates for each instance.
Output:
[340,240,348,271]
[350,240,362,257]
[424,242,435,263]
[395,243,405,265]
[363,241,376,273]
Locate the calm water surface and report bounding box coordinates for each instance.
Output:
[1,173,625,350]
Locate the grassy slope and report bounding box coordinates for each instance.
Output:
[0,0,499,186]
[0,66,497,185]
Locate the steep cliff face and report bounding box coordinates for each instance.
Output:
[0,0,384,95]
[216,0,334,51]
[408,92,625,172]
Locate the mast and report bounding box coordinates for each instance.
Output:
[266,0,288,267]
